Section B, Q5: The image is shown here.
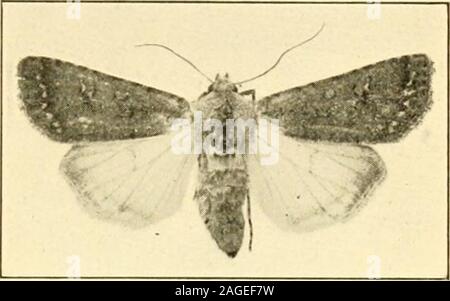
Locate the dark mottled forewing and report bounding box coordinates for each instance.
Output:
[258,54,433,143]
[18,56,190,142]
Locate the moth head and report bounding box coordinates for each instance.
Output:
[207,73,238,93]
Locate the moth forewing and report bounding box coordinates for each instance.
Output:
[18,56,190,143]
[258,54,433,144]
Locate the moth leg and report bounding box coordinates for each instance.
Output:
[247,191,253,252]
[240,89,256,107]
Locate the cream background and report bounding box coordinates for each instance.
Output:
[1,3,448,278]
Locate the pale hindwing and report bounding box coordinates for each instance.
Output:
[248,134,386,232]
[60,135,194,227]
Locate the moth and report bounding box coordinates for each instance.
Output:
[17,37,433,258]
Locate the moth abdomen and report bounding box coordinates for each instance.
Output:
[195,154,248,257]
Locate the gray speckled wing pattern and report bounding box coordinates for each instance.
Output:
[18,56,190,143]
[258,54,433,143]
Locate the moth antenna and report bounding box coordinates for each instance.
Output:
[135,43,213,83]
[235,23,325,85]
